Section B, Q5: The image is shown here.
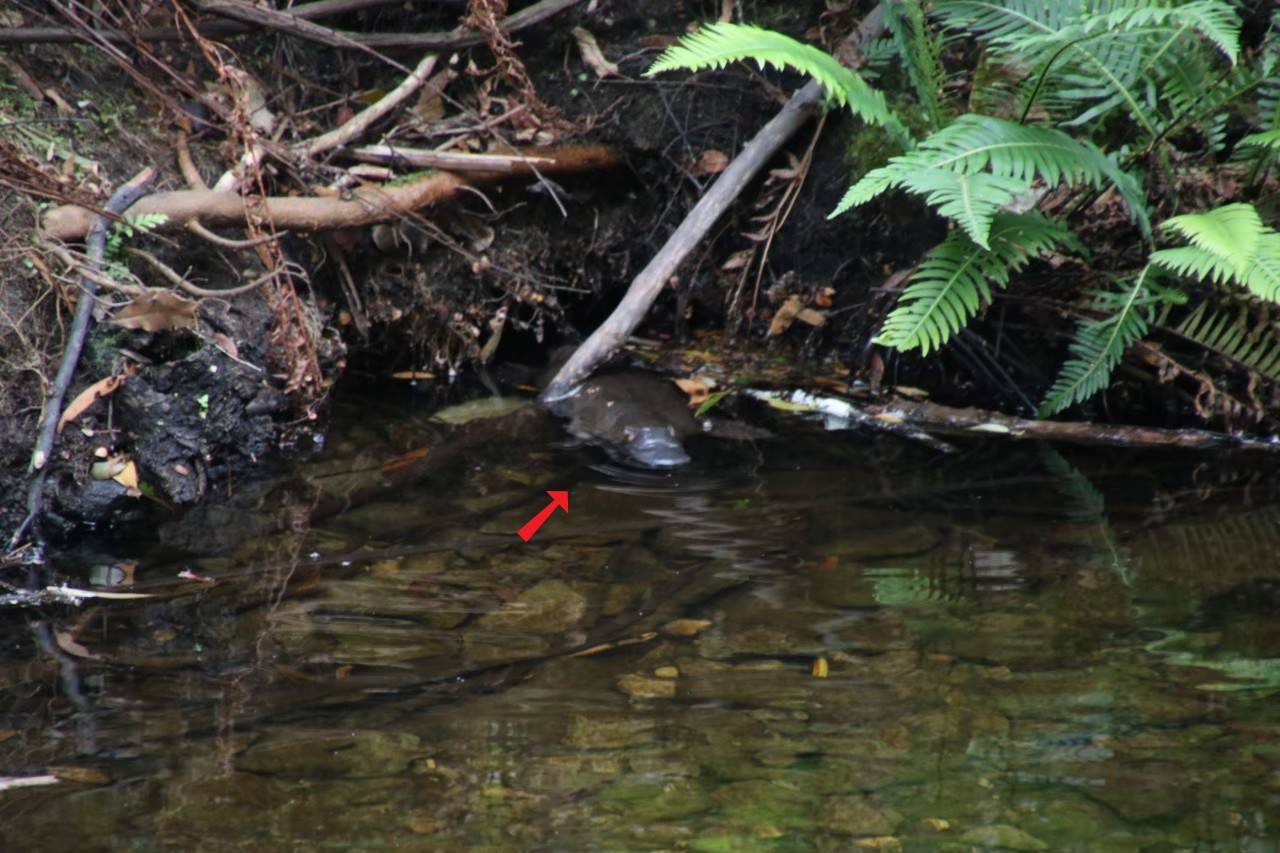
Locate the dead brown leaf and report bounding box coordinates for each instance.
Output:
[53,631,97,659]
[572,27,620,78]
[110,289,198,333]
[768,295,804,337]
[58,374,124,433]
[795,307,827,327]
[691,149,729,176]
[721,248,755,272]
[675,376,714,406]
[661,618,713,638]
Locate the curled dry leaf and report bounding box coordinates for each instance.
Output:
[768,295,804,336]
[572,27,621,78]
[58,374,124,433]
[675,376,715,406]
[691,149,729,176]
[110,288,198,333]
[112,459,139,490]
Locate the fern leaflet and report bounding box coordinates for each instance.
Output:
[876,212,1075,354]
[645,23,905,137]
[832,114,1150,246]
[1153,204,1280,301]
[1040,265,1165,416]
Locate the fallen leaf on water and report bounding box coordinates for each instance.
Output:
[572,27,621,77]
[698,390,736,418]
[49,766,111,785]
[661,618,713,638]
[110,289,198,333]
[58,374,124,433]
[675,376,714,405]
[54,630,98,659]
[381,447,430,473]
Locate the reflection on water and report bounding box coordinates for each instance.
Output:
[3,403,1280,851]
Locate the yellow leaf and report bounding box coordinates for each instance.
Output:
[112,459,139,490]
[812,657,829,678]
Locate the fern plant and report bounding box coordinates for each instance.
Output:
[1042,203,1280,414]
[1174,300,1280,384]
[934,0,1242,135]
[832,113,1150,247]
[645,22,908,140]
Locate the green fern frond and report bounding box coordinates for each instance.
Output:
[1176,301,1280,382]
[937,0,1242,133]
[1240,128,1280,151]
[883,0,948,130]
[1039,265,1162,416]
[1153,204,1280,300]
[645,22,902,135]
[876,212,1075,354]
[831,114,1150,244]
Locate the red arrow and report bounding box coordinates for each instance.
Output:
[517,490,569,541]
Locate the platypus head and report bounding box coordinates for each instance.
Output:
[623,424,691,468]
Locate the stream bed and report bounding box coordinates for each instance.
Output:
[3,394,1280,851]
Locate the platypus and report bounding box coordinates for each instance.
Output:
[540,348,768,469]
[558,370,701,468]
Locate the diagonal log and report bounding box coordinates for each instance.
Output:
[541,8,886,403]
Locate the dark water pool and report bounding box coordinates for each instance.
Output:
[3,398,1280,850]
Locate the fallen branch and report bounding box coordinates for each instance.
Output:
[865,398,1280,452]
[41,145,620,241]
[295,54,438,161]
[0,0,581,48]
[542,8,886,402]
[11,168,157,552]
[343,145,556,173]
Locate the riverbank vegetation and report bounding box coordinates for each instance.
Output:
[1,0,1278,548]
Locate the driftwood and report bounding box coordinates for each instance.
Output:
[11,168,157,551]
[40,145,619,241]
[0,0,582,48]
[863,398,1280,452]
[541,7,887,402]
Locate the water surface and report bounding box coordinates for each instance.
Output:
[3,399,1280,850]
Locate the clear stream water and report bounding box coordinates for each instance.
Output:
[3,394,1280,851]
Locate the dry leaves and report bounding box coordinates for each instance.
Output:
[768,295,827,337]
[572,27,621,78]
[58,374,124,433]
[691,149,729,176]
[110,288,198,333]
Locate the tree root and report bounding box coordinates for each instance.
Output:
[40,144,618,241]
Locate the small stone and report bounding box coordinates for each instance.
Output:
[617,673,677,700]
[958,824,1049,850]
